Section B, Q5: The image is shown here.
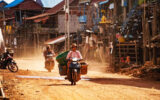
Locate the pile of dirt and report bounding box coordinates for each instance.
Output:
[119,61,160,80]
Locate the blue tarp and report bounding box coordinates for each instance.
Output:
[99,0,109,5]
[5,0,24,8]
[36,0,63,8]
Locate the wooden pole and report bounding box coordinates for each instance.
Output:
[123,6,127,21]
[143,0,146,63]
[2,9,6,46]
[135,42,138,65]
[152,4,157,65]
[129,0,132,10]
[146,21,152,61]
[119,43,121,63]
[113,0,117,17]
[111,0,118,68]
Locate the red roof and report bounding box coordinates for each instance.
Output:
[25,0,74,20]
[11,0,43,10]
[46,0,74,13]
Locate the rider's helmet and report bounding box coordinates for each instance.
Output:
[71,43,77,48]
[46,45,51,50]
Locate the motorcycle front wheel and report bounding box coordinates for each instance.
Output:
[71,69,77,85]
[8,63,18,73]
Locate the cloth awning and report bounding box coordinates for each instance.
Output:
[44,35,66,45]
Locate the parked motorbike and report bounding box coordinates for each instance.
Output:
[67,57,81,85]
[0,54,18,73]
[45,54,54,72]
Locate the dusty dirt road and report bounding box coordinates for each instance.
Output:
[1,57,160,100]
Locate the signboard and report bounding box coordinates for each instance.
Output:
[79,0,91,4]
[79,15,87,23]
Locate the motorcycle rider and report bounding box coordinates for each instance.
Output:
[43,45,55,60]
[66,43,83,79]
[66,43,83,60]
[1,48,11,69]
[43,45,55,72]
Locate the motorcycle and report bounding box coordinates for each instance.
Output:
[0,54,18,73]
[67,57,81,85]
[45,53,54,72]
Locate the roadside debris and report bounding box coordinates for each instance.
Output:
[119,61,160,80]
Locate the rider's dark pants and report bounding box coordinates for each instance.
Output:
[2,58,11,69]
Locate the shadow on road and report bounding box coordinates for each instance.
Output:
[43,84,72,86]
[88,77,160,90]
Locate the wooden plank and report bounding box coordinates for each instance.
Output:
[116,48,139,50]
[0,76,2,82]
[115,57,138,59]
[116,44,137,46]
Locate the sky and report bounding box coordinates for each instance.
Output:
[4,0,63,8]
[4,0,14,3]
[4,0,62,4]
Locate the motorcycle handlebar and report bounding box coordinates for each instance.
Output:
[67,58,83,62]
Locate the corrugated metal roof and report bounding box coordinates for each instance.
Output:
[36,0,63,8]
[5,0,24,8]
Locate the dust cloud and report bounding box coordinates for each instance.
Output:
[15,47,109,73]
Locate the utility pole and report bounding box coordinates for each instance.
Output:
[65,0,70,50]
[67,0,70,50]
[65,0,67,51]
